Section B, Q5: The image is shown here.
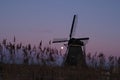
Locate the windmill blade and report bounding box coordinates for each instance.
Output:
[52,38,68,43]
[69,15,78,39]
[81,39,89,45]
[76,37,89,40]
[76,37,89,45]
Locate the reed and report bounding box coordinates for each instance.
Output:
[0,38,120,80]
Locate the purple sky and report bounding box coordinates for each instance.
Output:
[0,0,120,56]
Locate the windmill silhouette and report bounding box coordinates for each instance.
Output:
[53,15,89,66]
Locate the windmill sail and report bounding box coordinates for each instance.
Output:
[69,15,77,39]
[52,38,68,43]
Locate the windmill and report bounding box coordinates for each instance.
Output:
[52,15,89,66]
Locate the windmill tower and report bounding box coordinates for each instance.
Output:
[53,15,89,66]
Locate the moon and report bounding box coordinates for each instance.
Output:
[61,46,64,50]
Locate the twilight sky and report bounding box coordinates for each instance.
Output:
[0,0,120,56]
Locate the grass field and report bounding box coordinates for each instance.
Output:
[0,63,120,80]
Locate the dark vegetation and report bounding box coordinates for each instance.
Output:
[0,38,120,80]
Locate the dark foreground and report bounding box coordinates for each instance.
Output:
[0,64,120,80]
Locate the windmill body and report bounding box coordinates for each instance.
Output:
[65,38,84,66]
[53,15,89,66]
[65,41,83,66]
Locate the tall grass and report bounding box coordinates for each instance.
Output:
[0,38,63,66]
[0,38,120,80]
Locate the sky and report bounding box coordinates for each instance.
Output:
[0,0,120,56]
